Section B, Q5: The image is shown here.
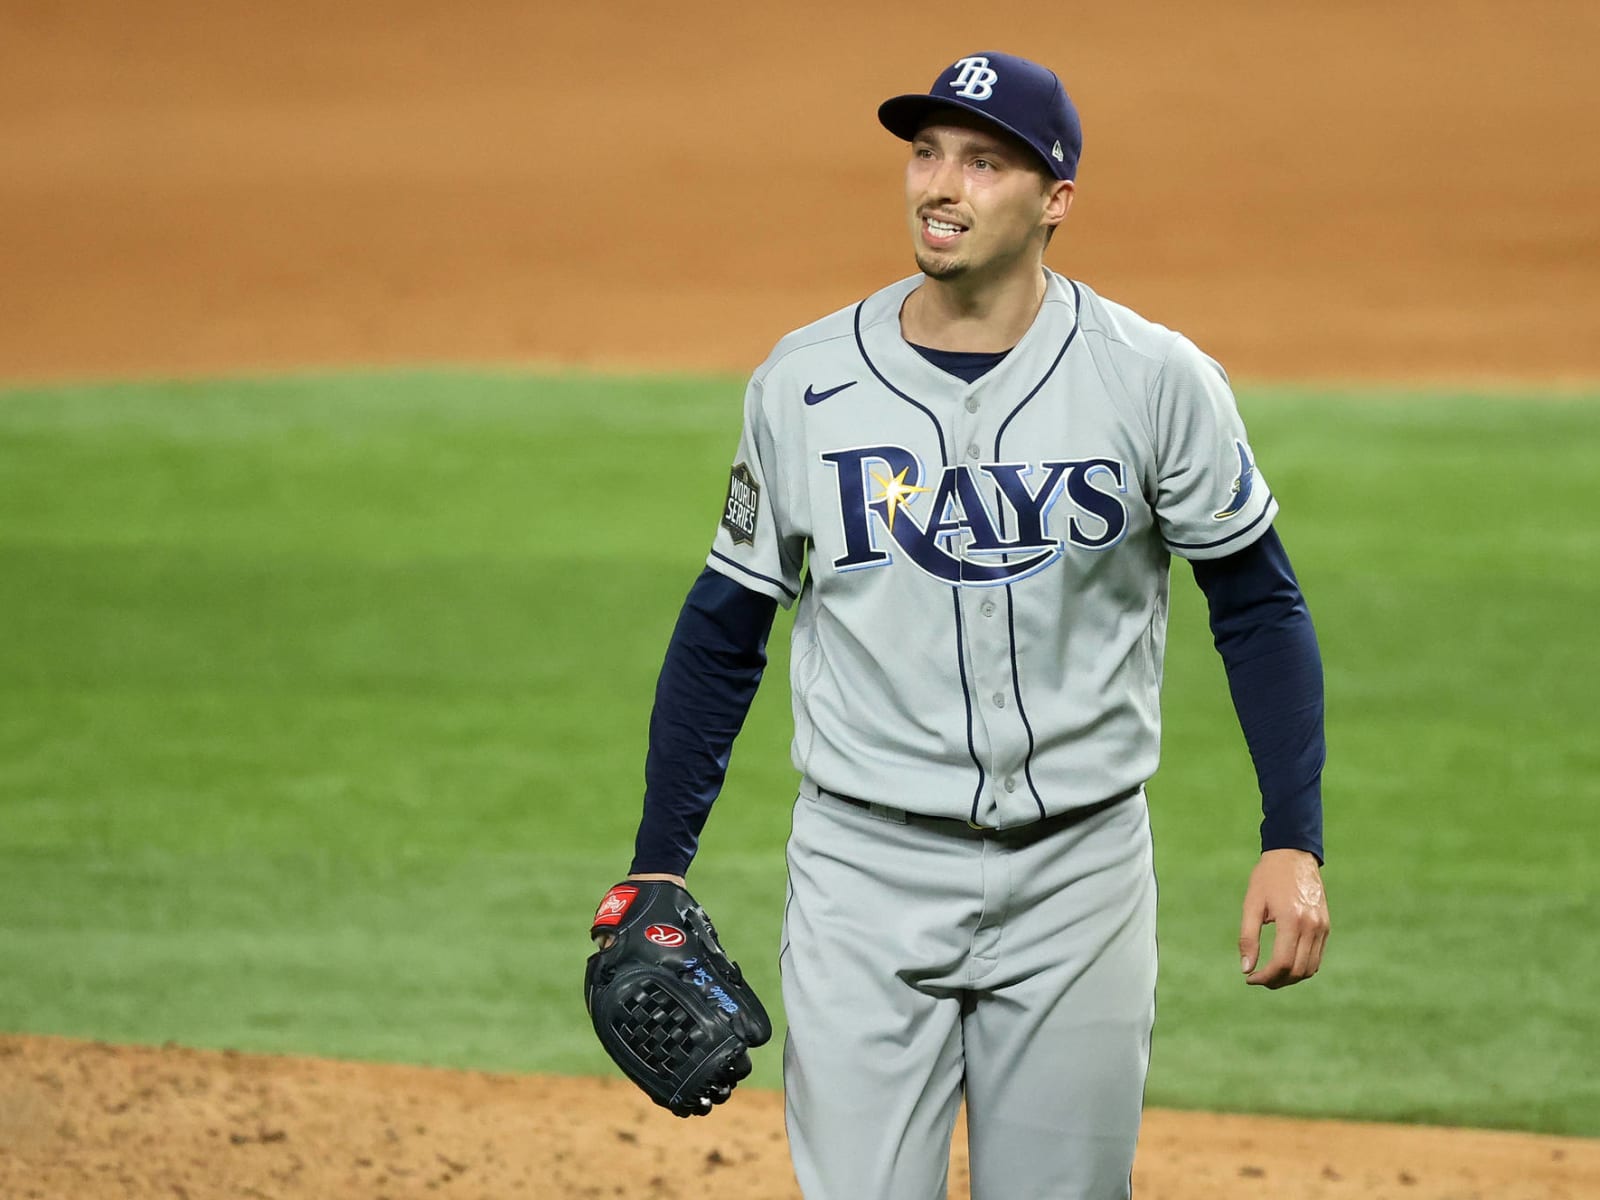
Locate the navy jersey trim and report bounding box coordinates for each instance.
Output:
[853,301,949,460]
[993,279,1082,450]
[1164,488,1275,552]
[708,549,800,601]
[1005,591,1048,819]
[853,299,986,815]
[993,279,1081,815]
[949,592,989,823]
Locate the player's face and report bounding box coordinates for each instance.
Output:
[905,115,1072,283]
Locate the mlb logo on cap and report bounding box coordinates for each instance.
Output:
[878,51,1083,181]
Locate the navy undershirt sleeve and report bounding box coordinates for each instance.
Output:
[1190,527,1327,862]
[630,567,779,876]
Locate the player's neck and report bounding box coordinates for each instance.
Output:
[901,263,1047,353]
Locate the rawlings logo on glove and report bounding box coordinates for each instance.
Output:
[584,880,772,1118]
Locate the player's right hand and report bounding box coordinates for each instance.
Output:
[590,872,688,948]
[584,878,771,1117]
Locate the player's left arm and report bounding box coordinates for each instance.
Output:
[1191,527,1329,989]
[1146,334,1327,990]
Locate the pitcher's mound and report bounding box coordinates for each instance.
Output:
[1,1035,1593,1199]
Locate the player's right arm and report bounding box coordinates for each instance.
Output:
[626,362,806,878]
[590,570,775,948]
[628,568,779,878]
[605,368,801,895]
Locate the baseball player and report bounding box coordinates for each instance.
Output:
[592,50,1329,1199]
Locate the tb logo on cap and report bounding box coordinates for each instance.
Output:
[949,56,998,100]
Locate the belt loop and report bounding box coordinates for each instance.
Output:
[867,802,908,824]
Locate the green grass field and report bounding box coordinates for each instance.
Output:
[2,371,1596,1135]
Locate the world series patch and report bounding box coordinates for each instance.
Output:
[721,462,760,545]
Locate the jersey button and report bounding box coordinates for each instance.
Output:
[1004,776,1018,793]
[965,396,979,413]
[966,442,980,461]
[980,600,996,618]
[992,691,1006,708]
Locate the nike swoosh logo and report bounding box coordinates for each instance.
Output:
[803,380,857,406]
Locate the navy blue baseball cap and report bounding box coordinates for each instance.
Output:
[878,52,1082,181]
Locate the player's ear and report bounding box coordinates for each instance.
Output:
[1043,178,1074,229]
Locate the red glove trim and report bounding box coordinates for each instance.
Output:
[591,884,639,931]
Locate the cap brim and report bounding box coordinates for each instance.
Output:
[876,95,985,140]
[878,93,1031,148]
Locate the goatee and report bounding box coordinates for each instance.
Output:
[914,249,965,281]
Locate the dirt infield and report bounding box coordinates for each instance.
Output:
[1,1,1596,384]
[3,2,1598,1197]
[3,1036,1597,1200]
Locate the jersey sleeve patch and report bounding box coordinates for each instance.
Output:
[721,462,761,545]
[1212,440,1257,520]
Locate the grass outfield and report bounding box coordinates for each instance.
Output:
[1,371,1596,1135]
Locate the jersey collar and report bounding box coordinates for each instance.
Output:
[856,270,1081,403]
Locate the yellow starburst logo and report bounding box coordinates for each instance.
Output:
[870,466,931,531]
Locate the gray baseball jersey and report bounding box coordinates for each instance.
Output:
[708,269,1276,828]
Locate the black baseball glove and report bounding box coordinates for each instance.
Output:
[584,879,771,1117]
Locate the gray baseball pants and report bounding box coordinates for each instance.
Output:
[780,784,1158,1200]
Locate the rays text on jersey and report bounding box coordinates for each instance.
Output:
[821,445,1129,586]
